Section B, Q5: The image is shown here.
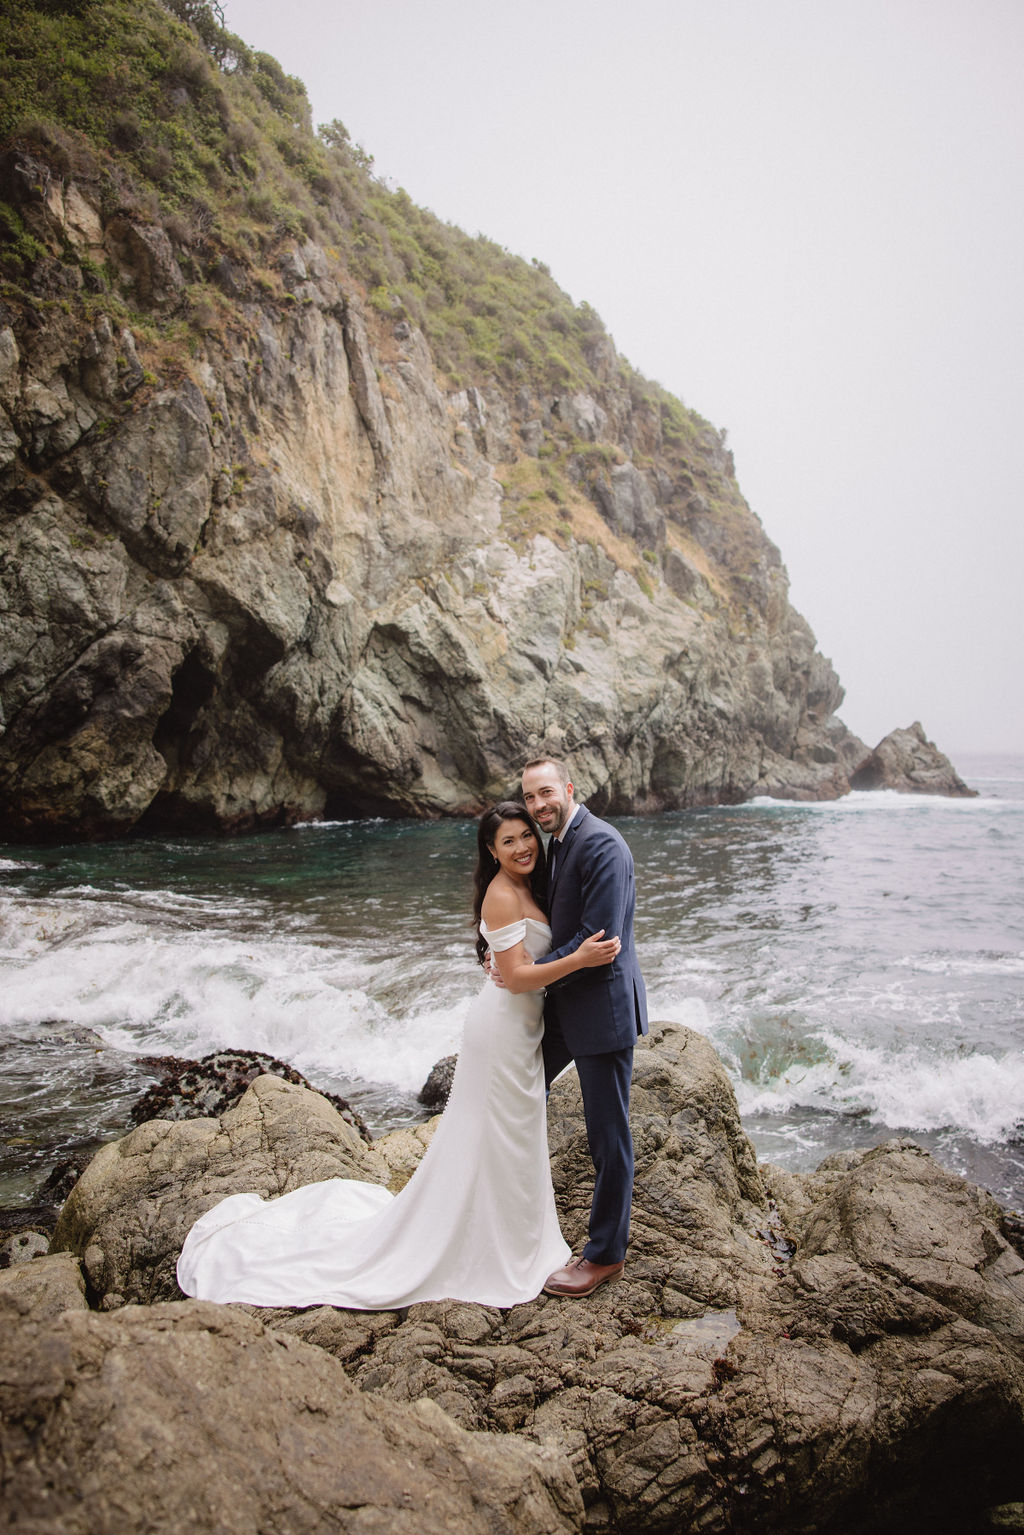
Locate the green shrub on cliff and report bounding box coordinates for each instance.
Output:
[0,0,753,560]
[0,0,610,390]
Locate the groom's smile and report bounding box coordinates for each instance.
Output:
[521,763,574,836]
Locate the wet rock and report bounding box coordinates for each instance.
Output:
[418,1052,457,1109]
[127,1047,371,1143]
[36,1157,88,1206]
[51,1075,391,1307]
[850,721,977,796]
[0,1297,583,1535]
[0,1201,64,1250]
[0,1251,87,1317]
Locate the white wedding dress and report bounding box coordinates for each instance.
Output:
[176,918,569,1309]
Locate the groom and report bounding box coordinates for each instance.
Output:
[521,756,648,1297]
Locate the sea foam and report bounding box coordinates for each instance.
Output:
[0,893,476,1095]
[735,1029,1024,1145]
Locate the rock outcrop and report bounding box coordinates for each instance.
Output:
[126,1047,372,1141]
[850,721,978,796]
[417,1052,458,1109]
[0,247,869,838]
[31,1022,1024,1533]
[0,1295,582,1535]
[50,1073,392,1309]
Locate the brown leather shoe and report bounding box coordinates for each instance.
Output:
[542,1256,625,1297]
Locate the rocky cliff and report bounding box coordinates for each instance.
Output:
[0,0,941,841]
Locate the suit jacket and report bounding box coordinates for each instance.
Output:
[534,804,648,1056]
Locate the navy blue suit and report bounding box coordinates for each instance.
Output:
[534,805,648,1264]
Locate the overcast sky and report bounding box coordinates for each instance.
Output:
[225,0,1024,757]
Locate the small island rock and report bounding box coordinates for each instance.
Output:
[850,721,977,796]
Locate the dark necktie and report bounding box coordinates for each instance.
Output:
[548,837,558,888]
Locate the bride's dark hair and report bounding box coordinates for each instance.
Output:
[472,800,547,965]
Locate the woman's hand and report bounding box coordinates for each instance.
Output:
[575,929,621,968]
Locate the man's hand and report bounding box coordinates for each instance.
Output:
[483,949,508,989]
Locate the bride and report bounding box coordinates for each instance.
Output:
[176,801,620,1310]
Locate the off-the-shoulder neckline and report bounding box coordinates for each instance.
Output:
[481,915,551,931]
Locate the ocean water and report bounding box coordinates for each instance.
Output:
[1,752,1021,1212]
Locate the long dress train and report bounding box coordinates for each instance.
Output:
[176,918,569,1309]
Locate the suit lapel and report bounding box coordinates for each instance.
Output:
[548,806,588,899]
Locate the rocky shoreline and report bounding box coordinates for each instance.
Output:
[2,1022,1022,1532]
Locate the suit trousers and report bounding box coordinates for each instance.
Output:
[543,1004,635,1265]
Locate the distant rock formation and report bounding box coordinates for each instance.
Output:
[850,721,977,796]
[4,1024,1019,1532]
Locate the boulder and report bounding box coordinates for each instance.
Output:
[50,1074,391,1307]
[0,1250,88,1319]
[417,1051,457,1108]
[703,1141,1024,1533]
[369,1117,442,1191]
[0,1229,49,1266]
[0,1297,583,1535]
[127,1047,372,1142]
[850,721,977,796]
[547,1023,770,1313]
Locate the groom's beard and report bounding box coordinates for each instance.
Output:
[534,798,564,835]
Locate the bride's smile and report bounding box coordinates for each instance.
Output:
[489,820,538,880]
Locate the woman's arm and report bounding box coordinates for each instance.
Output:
[494,930,620,993]
[482,885,619,994]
